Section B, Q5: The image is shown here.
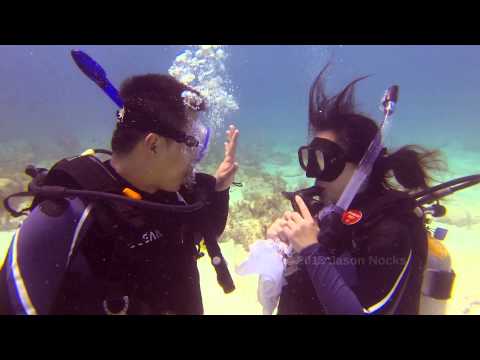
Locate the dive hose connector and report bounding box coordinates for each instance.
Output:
[316,204,348,253]
[424,203,447,218]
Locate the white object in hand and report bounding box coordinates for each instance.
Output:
[236,239,291,315]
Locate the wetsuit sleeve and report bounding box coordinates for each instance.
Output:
[193,172,230,236]
[207,188,230,236]
[300,217,413,315]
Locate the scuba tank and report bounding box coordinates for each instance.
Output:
[414,175,480,314]
[419,227,455,315]
[418,202,455,315]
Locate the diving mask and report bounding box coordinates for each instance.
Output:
[298,137,349,182]
[186,118,211,164]
[182,89,211,164]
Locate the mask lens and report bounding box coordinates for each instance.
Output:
[315,150,325,171]
[192,122,211,163]
[300,147,309,170]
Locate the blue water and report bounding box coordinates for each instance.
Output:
[2,45,480,152]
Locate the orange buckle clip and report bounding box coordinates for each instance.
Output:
[122,187,142,200]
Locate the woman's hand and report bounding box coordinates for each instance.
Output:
[266,217,291,243]
[214,124,239,192]
[275,196,320,253]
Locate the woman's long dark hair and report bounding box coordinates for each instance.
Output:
[308,63,446,192]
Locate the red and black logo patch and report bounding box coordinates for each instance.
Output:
[341,209,363,225]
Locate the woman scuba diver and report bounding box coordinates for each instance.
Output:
[267,64,446,315]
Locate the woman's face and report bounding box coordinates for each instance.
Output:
[314,130,358,203]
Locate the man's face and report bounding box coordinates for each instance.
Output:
[153,120,201,191]
[146,113,204,192]
[153,137,195,191]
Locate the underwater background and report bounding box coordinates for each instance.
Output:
[0,45,479,314]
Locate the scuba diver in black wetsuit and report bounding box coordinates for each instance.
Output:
[268,64,449,315]
[0,59,240,314]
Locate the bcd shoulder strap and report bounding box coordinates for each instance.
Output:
[360,189,419,230]
[47,155,121,192]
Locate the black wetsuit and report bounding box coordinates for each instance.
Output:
[277,187,428,315]
[0,161,229,315]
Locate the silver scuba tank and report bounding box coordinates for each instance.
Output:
[419,227,456,315]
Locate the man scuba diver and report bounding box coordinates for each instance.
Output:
[0,54,240,315]
[267,64,448,315]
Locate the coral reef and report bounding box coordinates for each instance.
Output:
[0,140,42,230]
[220,167,293,251]
[0,174,30,230]
[0,140,36,173]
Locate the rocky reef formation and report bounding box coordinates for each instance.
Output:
[221,169,293,251]
[0,175,30,230]
[0,135,88,230]
[0,140,38,230]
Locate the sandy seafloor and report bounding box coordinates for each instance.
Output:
[0,142,479,315]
